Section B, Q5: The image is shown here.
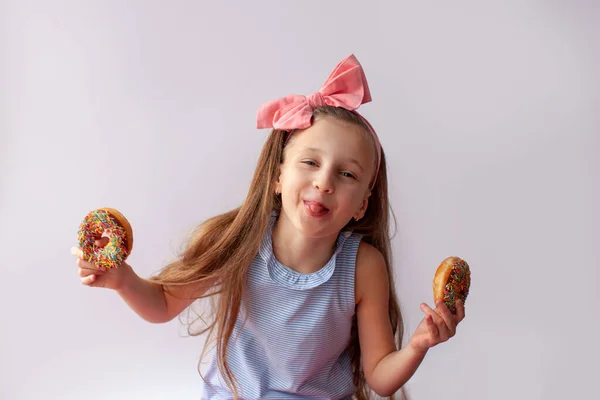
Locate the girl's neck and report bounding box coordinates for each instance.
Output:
[271,214,339,274]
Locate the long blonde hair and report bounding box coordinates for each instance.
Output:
[149,106,405,399]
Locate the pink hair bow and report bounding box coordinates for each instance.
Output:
[256,54,382,189]
[257,54,372,130]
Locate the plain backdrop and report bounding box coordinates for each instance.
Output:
[1,1,599,399]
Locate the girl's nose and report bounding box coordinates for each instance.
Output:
[313,171,334,194]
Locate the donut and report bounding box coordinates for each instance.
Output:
[77,208,134,271]
[433,256,471,314]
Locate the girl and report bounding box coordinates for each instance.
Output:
[71,54,465,399]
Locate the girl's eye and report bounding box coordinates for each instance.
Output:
[300,160,356,180]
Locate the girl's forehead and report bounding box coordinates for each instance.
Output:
[288,117,371,149]
[287,130,371,158]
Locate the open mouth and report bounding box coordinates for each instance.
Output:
[303,201,330,217]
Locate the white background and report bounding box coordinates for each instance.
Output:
[1,1,598,399]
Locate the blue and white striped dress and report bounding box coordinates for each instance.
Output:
[200,214,362,399]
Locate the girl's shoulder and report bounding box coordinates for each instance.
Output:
[354,241,388,305]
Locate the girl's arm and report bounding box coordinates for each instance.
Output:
[73,244,214,324]
[354,242,465,396]
[115,263,214,324]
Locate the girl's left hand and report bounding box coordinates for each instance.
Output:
[408,299,465,354]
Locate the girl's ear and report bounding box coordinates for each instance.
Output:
[353,191,371,221]
[274,167,282,195]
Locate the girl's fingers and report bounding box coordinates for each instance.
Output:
[76,257,100,270]
[421,302,450,340]
[71,246,83,259]
[420,303,443,326]
[435,300,457,337]
[420,302,434,315]
[78,267,103,278]
[72,245,108,287]
[95,237,109,247]
[75,254,104,274]
[81,274,96,286]
[425,314,438,337]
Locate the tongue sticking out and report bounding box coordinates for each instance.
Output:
[307,202,327,213]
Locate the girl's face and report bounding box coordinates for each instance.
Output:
[275,115,376,239]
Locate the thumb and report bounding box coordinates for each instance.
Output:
[94,237,110,247]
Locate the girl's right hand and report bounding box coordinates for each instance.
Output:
[71,237,132,291]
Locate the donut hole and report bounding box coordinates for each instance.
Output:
[95,234,110,248]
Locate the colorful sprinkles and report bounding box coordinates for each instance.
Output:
[442,258,471,314]
[77,209,130,271]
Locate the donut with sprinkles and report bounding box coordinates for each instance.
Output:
[77,208,134,271]
[433,256,471,314]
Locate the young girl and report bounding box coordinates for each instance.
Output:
[71,54,465,399]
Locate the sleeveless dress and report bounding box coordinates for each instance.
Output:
[200,214,363,399]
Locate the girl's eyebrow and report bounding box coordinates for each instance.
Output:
[299,147,365,172]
